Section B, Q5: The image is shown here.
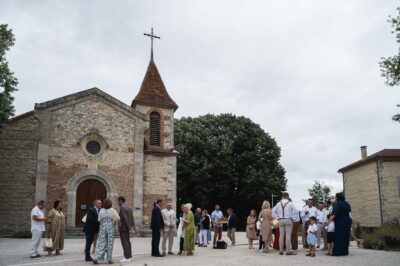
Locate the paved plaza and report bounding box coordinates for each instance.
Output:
[0,232,399,266]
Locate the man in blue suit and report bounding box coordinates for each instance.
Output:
[150,199,164,257]
[83,199,102,261]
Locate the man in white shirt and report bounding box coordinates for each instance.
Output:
[161,202,176,255]
[288,198,300,251]
[211,204,223,248]
[316,203,325,249]
[300,199,318,248]
[30,200,47,258]
[272,192,296,255]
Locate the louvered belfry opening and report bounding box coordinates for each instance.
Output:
[149,112,161,146]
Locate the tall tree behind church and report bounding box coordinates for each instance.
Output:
[380,7,400,123]
[175,114,286,229]
[0,24,18,129]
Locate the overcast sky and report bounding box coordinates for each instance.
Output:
[2,0,399,208]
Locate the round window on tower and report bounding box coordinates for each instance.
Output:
[86,140,101,155]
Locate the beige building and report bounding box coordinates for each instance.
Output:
[339,147,400,228]
[0,55,178,236]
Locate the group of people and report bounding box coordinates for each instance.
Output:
[29,192,352,263]
[245,192,352,257]
[30,196,135,264]
[149,200,238,257]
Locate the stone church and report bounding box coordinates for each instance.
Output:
[0,54,178,236]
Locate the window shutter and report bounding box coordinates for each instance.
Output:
[150,112,161,146]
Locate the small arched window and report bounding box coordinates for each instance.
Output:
[149,112,161,146]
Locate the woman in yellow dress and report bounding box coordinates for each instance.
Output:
[45,200,65,255]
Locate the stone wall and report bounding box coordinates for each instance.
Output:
[343,161,381,227]
[46,96,137,226]
[0,114,39,234]
[142,154,175,225]
[379,160,400,223]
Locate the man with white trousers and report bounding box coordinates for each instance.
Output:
[30,200,47,258]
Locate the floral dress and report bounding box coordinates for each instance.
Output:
[95,208,120,261]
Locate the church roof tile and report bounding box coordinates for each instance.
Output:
[131,59,178,111]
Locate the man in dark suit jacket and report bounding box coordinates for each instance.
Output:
[83,199,101,261]
[150,199,164,257]
[118,196,135,263]
[227,208,238,246]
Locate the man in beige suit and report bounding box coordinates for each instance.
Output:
[161,202,176,255]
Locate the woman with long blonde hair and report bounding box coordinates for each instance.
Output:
[259,201,273,253]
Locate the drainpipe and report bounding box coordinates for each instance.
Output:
[342,172,345,195]
[375,159,384,226]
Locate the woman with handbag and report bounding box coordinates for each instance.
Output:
[93,199,120,264]
[44,200,65,255]
[246,209,257,249]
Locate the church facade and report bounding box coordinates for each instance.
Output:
[0,57,178,236]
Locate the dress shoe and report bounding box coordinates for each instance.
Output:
[154,254,165,257]
[85,257,93,262]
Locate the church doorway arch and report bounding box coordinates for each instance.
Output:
[75,179,107,227]
[66,170,117,228]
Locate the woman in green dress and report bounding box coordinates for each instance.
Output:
[183,203,195,256]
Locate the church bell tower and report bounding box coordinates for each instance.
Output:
[131,28,178,226]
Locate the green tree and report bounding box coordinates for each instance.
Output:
[380,7,400,122]
[0,24,18,129]
[175,114,286,229]
[308,180,332,203]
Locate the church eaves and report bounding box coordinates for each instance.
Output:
[131,59,178,111]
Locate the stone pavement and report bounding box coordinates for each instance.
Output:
[0,232,399,266]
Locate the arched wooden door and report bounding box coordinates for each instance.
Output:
[75,179,107,227]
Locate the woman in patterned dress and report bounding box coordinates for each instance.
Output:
[93,199,120,264]
[45,200,65,255]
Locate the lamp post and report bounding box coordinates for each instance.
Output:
[271,193,280,207]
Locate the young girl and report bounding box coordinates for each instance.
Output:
[246,209,257,249]
[256,219,264,252]
[306,216,318,257]
[199,210,210,247]
[326,214,335,255]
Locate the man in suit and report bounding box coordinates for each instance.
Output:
[83,199,102,261]
[227,208,237,246]
[150,199,164,257]
[118,196,135,263]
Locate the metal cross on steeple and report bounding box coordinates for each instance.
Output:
[144,28,160,61]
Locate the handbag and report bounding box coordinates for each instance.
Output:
[42,237,53,248]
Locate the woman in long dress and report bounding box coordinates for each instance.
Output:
[93,199,120,264]
[45,200,65,255]
[258,201,273,253]
[183,203,195,256]
[246,209,257,249]
[327,192,352,256]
